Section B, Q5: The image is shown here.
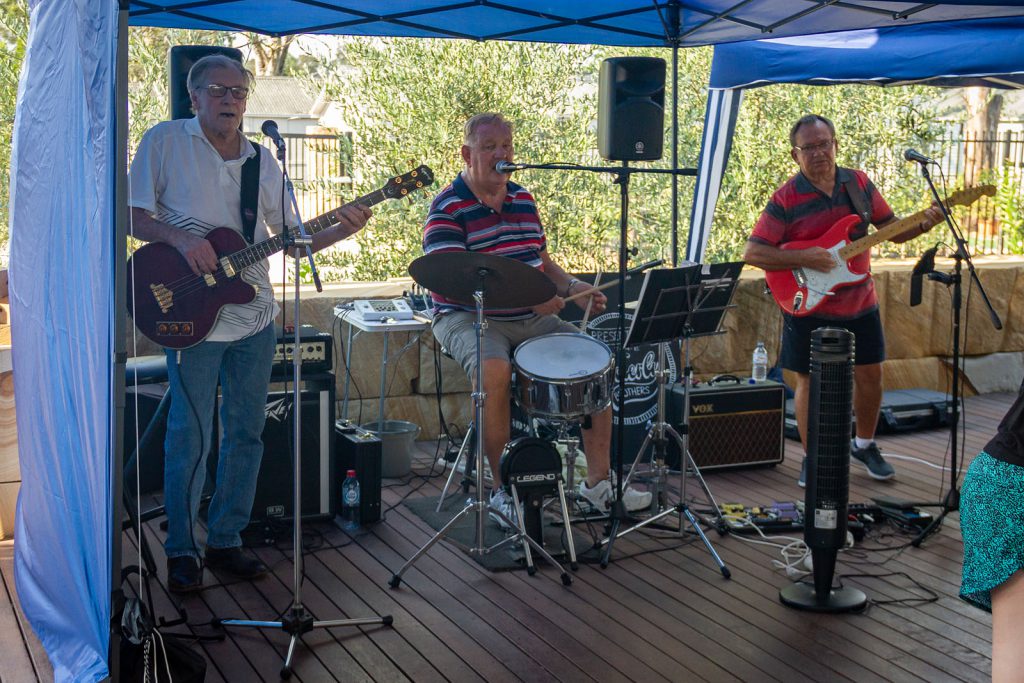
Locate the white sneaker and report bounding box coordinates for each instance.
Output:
[489,488,521,531]
[578,476,652,514]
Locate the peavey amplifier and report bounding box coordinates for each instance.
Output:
[667,378,785,470]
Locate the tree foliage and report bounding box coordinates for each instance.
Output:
[0,0,28,258]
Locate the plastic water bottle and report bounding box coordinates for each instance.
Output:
[751,341,769,383]
[341,469,361,532]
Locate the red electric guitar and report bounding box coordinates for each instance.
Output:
[764,185,995,316]
[128,165,434,349]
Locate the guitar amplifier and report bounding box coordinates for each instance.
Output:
[272,324,332,378]
[667,379,786,470]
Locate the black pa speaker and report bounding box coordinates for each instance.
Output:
[168,45,245,120]
[597,56,665,162]
[247,384,336,524]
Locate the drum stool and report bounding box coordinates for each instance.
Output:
[499,437,578,572]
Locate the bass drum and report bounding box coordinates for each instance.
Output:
[513,333,614,420]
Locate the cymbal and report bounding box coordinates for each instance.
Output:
[409,251,556,309]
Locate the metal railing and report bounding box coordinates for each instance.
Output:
[929,128,1024,255]
[246,131,352,220]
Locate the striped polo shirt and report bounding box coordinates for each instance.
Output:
[751,167,894,319]
[422,173,547,319]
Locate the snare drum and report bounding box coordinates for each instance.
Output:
[513,333,614,420]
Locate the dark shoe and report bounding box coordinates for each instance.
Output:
[798,456,807,489]
[205,546,268,579]
[851,441,895,481]
[167,556,202,593]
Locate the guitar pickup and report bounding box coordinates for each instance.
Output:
[203,273,217,287]
[220,257,236,278]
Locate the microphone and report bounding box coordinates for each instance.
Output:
[904,148,935,165]
[261,119,286,150]
[495,160,524,173]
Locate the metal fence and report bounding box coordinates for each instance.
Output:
[246,131,352,220]
[932,128,1024,255]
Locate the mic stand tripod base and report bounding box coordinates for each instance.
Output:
[216,607,393,679]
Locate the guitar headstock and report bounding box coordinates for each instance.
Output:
[947,184,997,208]
[382,165,435,200]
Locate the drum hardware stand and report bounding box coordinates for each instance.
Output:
[391,280,572,587]
[435,420,479,512]
[213,126,391,679]
[601,263,742,575]
[906,158,1002,547]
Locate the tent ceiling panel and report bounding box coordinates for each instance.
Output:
[127,1,1024,47]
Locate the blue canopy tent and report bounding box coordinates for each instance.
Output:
[10,1,1024,679]
[687,15,1024,262]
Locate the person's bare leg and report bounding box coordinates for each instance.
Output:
[991,569,1024,683]
[581,407,611,487]
[853,362,883,440]
[480,358,512,488]
[794,372,811,452]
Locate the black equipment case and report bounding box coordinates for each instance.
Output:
[784,388,955,440]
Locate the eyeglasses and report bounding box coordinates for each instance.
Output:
[200,84,249,100]
[793,139,835,155]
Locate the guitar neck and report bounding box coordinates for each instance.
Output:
[838,208,929,260]
[228,188,389,269]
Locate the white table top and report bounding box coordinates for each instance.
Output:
[333,306,430,333]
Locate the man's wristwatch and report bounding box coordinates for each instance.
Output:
[565,278,582,296]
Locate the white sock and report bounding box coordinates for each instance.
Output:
[854,436,874,449]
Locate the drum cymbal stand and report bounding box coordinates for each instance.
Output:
[391,282,571,588]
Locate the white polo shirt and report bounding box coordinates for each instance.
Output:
[129,116,294,342]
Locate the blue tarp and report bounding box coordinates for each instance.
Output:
[687,17,1024,262]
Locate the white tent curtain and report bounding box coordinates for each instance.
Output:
[9,0,118,680]
[686,87,742,262]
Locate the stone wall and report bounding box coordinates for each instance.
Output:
[125,256,1024,440]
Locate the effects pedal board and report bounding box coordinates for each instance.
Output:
[352,299,414,322]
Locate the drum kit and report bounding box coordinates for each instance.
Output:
[387,250,734,585]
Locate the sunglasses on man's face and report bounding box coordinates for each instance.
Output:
[200,84,249,100]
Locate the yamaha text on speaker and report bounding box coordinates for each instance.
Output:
[597,56,666,162]
[247,378,336,524]
[168,45,245,121]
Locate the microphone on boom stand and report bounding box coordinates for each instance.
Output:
[904,148,936,165]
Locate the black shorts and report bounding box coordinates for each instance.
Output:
[779,309,885,374]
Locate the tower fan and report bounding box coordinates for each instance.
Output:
[780,328,867,612]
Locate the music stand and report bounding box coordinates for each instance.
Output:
[601,262,742,575]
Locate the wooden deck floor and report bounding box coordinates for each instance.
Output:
[5,392,1009,682]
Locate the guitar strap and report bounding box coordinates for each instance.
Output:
[240,143,260,245]
[842,172,871,233]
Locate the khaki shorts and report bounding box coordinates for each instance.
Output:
[432,311,579,380]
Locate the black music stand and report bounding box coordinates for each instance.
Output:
[601,262,741,575]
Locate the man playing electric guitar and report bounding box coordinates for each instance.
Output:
[743,114,944,488]
[129,54,371,592]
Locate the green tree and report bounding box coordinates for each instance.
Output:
[0,0,28,257]
[312,38,712,281]
[707,84,945,261]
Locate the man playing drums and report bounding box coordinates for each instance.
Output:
[424,113,651,528]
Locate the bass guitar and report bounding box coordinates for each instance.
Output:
[128,165,434,349]
[764,185,994,316]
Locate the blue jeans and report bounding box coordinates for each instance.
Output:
[163,324,275,558]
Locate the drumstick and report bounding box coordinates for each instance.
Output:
[563,275,625,303]
[580,269,602,331]
[563,259,664,304]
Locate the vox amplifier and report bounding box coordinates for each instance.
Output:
[667,379,785,470]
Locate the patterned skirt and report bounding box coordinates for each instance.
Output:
[960,451,1024,612]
